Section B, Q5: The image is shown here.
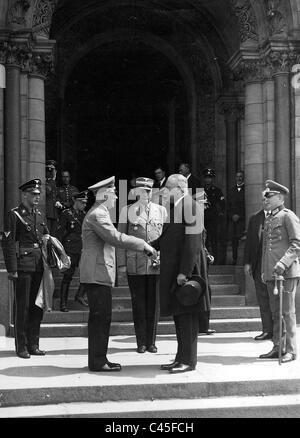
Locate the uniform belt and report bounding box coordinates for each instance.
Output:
[20,243,40,249]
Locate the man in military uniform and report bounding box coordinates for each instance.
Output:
[118,177,167,353]
[259,180,300,363]
[228,170,246,265]
[45,160,61,236]
[202,168,226,264]
[57,191,88,312]
[56,170,79,212]
[80,176,157,372]
[2,179,49,358]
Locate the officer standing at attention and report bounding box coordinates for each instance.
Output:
[202,168,226,263]
[57,191,89,312]
[2,179,49,358]
[45,160,61,236]
[56,170,79,212]
[259,180,300,363]
[80,176,157,372]
[118,177,167,353]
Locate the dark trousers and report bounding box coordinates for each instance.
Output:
[14,271,44,353]
[174,313,199,368]
[127,274,159,348]
[205,220,219,261]
[253,270,273,334]
[86,284,112,369]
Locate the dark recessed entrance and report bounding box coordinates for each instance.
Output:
[60,40,188,189]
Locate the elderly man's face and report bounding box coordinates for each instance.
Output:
[263,192,283,211]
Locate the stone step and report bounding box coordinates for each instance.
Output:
[1,373,300,410]
[109,285,240,297]
[43,307,260,324]
[54,273,236,287]
[51,294,246,311]
[9,318,262,337]
[2,394,300,418]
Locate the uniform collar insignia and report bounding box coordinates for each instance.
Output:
[271,205,284,216]
[4,231,10,237]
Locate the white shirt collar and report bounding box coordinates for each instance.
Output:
[186,174,191,180]
[174,193,187,207]
[160,177,166,186]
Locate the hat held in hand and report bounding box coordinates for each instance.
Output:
[175,275,206,307]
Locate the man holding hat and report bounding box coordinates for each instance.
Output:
[57,191,89,312]
[2,179,49,358]
[45,160,61,237]
[118,177,167,354]
[80,176,157,372]
[202,168,226,264]
[259,180,300,363]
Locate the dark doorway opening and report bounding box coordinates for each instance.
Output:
[60,40,188,189]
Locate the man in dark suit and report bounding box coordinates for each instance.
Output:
[178,163,202,198]
[244,198,273,340]
[228,170,245,265]
[152,174,210,374]
[152,166,167,205]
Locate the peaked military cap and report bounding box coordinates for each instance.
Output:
[19,178,42,194]
[135,177,154,190]
[46,160,57,170]
[264,180,289,195]
[203,168,216,177]
[88,176,115,192]
[73,190,88,202]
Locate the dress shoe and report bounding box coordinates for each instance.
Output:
[281,353,297,363]
[75,296,89,307]
[254,332,273,341]
[169,363,195,374]
[147,345,157,353]
[259,347,285,359]
[60,307,69,312]
[28,348,46,356]
[160,361,179,371]
[17,350,30,359]
[137,345,147,353]
[199,328,216,336]
[89,362,121,372]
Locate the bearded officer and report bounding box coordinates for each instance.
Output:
[57,191,88,312]
[2,179,49,358]
[80,176,157,372]
[259,180,300,363]
[118,177,167,354]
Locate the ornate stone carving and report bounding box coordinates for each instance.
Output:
[29,51,54,77]
[233,59,263,82]
[7,0,30,26]
[32,0,56,38]
[230,0,259,44]
[265,0,287,37]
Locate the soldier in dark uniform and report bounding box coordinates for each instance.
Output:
[228,170,246,265]
[45,160,61,237]
[56,170,79,212]
[202,169,226,264]
[57,191,88,312]
[2,179,49,359]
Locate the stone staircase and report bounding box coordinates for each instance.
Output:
[27,265,262,337]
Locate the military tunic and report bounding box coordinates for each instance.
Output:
[262,205,300,355]
[57,208,85,283]
[2,204,49,354]
[204,184,226,263]
[118,201,167,349]
[56,184,79,210]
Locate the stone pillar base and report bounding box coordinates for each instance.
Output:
[0,270,12,336]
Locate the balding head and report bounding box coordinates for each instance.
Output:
[166,174,188,203]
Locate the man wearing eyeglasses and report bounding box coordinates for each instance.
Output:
[259,180,300,363]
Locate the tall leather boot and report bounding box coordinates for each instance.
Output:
[74,284,88,307]
[60,282,70,312]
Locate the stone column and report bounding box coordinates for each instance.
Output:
[4,64,21,213]
[20,72,29,182]
[244,80,264,223]
[263,79,275,181]
[28,73,46,208]
[294,80,300,217]
[274,71,291,205]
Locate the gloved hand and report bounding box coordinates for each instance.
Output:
[273,262,286,276]
[177,273,188,286]
[8,272,18,281]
